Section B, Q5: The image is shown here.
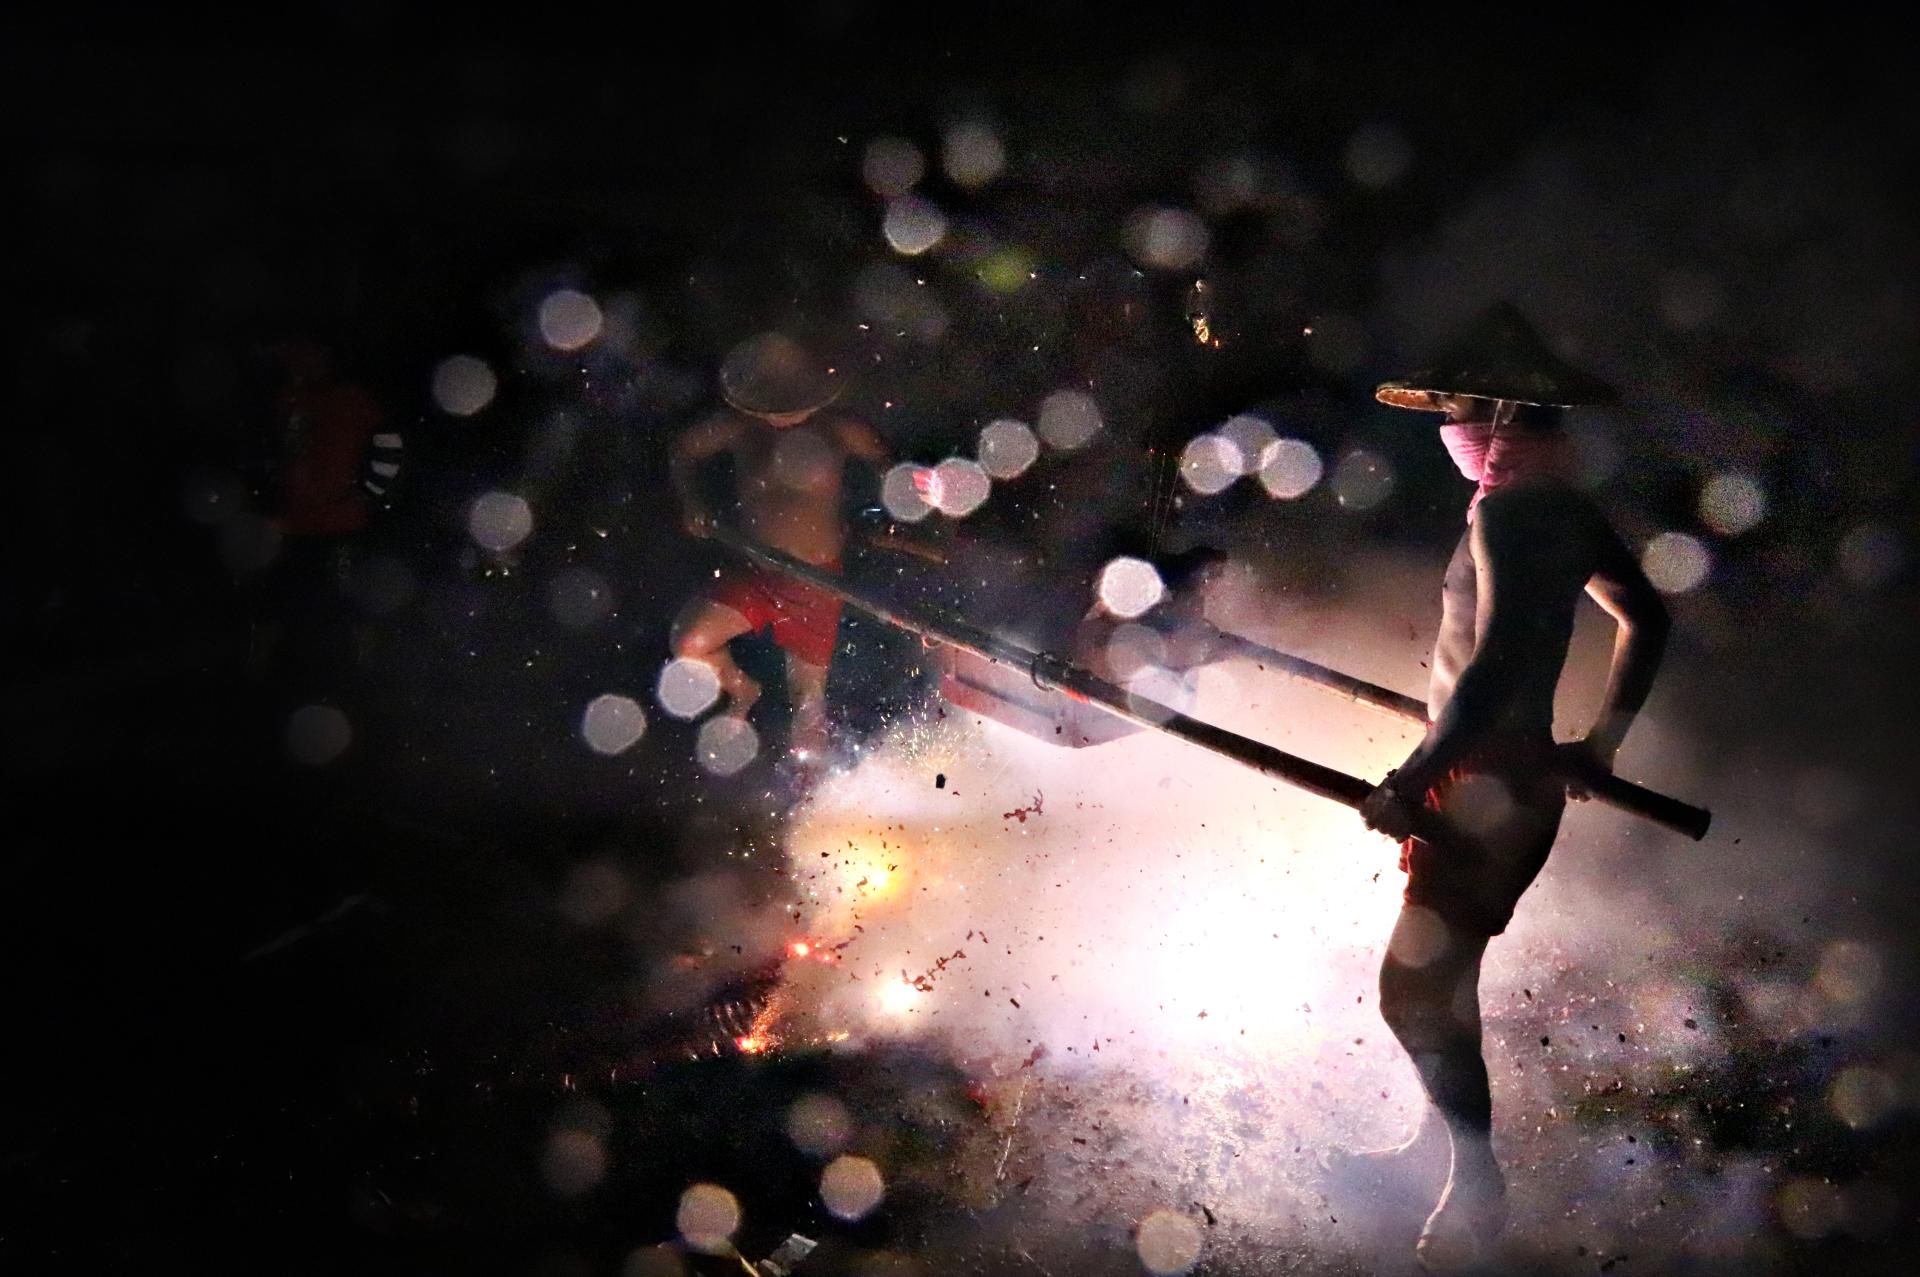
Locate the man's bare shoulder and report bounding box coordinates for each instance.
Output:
[1475,480,1603,534]
[1473,481,1609,574]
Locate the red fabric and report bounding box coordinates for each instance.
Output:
[277,384,380,536]
[710,563,844,667]
[1439,422,1573,521]
[1399,737,1565,936]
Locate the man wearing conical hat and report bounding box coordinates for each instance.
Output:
[1349,303,1672,1269]
[669,333,890,765]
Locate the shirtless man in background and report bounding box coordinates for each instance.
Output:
[670,333,888,763]
[1354,303,1671,1270]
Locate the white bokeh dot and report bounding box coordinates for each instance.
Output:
[676,1183,741,1254]
[1123,206,1209,271]
[881,463,934,523]
[1098,557,1165,619]
[883,196,947,256]
[1330,447,1394,510]
[1215,414,1277,475]
[976,418,1039,479]
[1642,531,1713,594]
[1136,1209,1204,1275]
[538,289,604,352]
[862,137,924,197]
[1699,471,1767,536]
[928,457,991,517]
[696,716,759,776]
[469,492,533,552]
[1179,433,1241,495]
[656,658,723,720]
[581,694,647,756]
[819,1155,886,1222]
[1037,390,1103,451]
[786,1092,854,1158]
[1257,437,1323,499]
[431,354,497,417]
[942,123,1006,188]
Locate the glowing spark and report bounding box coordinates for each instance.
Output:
[790,942,812,958]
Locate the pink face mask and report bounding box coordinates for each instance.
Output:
[1439,420,1571,519]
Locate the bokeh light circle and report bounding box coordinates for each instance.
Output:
[581,694,647,756]
[469,492,533,552]
[977,419,1039,479]
[1098,557,1165,619]
[432,354,496,417]
[1037,390,1103,451]
[656,658,723,720]
[820,1155,886,1221]
[696,716,759,776]
[1257,438,1323,499]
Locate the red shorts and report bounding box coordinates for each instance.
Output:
[1400,738,1566,937]
[709,564,843,668]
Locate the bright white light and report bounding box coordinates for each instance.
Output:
[1215,414,1278,474]
[1098,556,1165,618]
[1136,1209,1203,1274]
[676,1183,741,1254]
[881,463,934,522]
[431,354,496,416]
[1124,206,1209,271]
[468,491,533,552]
[928,458,991,517]
[883,196,947,255]
[862,136,924,197]
[657,658,722,720]
[1642,531,1712,594]
[697,716,759,775]
[1699,471,1767,536]
[820,1156,885,1221]
[942,122,1006,188]
[287,705,351,766]
[1330,447,1394,510]
[581,694,647,755]
[1037,390,1102,451]
[976,418,1039,479]
[1179,433,1240,495]
[1257,437,1323,499]
[878,979,919,1015]
[538,289,603,351]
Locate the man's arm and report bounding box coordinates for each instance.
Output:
[1577,522,1671,768]
[669,413,742,537]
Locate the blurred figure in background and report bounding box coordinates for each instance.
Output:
[669,333,889,764]
[253,335,400,704]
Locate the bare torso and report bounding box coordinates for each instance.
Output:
[729,413,854,565]
[1427,479,1617,740]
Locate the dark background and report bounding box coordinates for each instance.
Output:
[4,4,1917,1272]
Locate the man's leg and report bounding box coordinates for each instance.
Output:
[784,652,831,761]
[671,597,760,715]
[1378,905,1504,1267]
